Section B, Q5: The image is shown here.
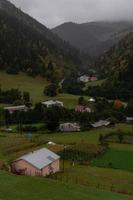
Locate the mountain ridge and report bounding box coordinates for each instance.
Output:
[91,32,133,100]
[52,21,133,57]
[0,0,83,79]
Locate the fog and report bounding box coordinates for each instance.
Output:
[9,0,133,28]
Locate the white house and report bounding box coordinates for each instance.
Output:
[88,98,95,102]
[4,105,28,114]
[60,123,80,132]
[78,75,90,83]
[42,100,63,108]
[126,117,133,123]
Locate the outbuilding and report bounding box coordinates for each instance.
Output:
[42,100,63,108]
[4,105,28,114]
[60,123,80,132]
[11,148,60,176]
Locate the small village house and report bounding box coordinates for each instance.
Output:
[91,120,111,128]
[4,105,28,114]
[11,148,60,176]
[126,117,133,123]
[60,123,80,132]
[88,98,95,102]
[42,100,63,108]
[78,75,90,83]
[75,105,91,113]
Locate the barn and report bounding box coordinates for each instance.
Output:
[11,148,60,176]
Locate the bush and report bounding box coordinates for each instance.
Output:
[17,125,38,132]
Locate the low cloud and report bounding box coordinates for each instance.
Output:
[9,0,133,28]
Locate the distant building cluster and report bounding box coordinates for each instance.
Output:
[78,75,98,83]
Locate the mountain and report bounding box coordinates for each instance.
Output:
[93,33,133,100]
[52,21,133,57]
[0,0,82,80]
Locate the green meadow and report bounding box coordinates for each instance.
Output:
[92,149,133,171]
[0,71,87,107]
[0,171,132,200]
[0,71,133,199]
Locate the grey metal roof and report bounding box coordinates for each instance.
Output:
[16,148,60,169]
[4,105,27,110]
[91,120,111,128]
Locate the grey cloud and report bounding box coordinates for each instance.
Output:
[9,0,133,28]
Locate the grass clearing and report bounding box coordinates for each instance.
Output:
[0,71,48,103]
[85,79,106,90]
[0,71,87,107]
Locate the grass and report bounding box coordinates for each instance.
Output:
[56,161,133,195]
[0,71,48,103]
[35,124,133,147]
[0,71,87,107]
[92,149,133,171]
[0,123,133,163]
[0,171,132,200]
[0,124,133,197]
[85,79,106,90]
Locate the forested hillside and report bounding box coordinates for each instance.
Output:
[87,33,133,100]
[52,21,133,57]
[0,0,82,80]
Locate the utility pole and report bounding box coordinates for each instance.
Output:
[62,145,66,172]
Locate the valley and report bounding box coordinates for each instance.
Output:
[0,0,133,200]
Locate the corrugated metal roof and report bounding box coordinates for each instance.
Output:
[91,120,111,128]
[42,100,63,106]
[16,148,60,169]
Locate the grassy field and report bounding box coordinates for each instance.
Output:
[0,171,132,200]
[0,71,88,107]
[0,124,133,196]
[92,149,133,171]
[56,161,133,195]
[0,71,48,103]
[36,124,133,147]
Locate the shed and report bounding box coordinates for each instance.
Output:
[4,105,27,114]
[126,117,133,123]
[42,100,63,108]
[11,148,60,176]
[91,120,111,128]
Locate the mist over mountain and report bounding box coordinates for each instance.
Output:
[52,21,133,57]
[9,0,133,28]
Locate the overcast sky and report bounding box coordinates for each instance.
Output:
[9,0,133,28]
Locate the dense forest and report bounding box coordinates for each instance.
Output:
[87,33,133,100]
[0,0,82,81]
